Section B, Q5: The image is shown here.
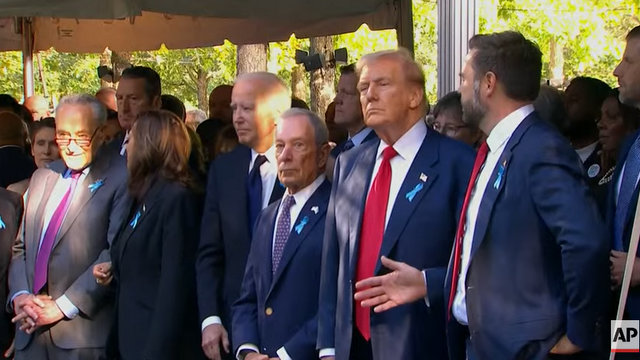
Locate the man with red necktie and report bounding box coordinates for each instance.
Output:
[317,49,474,360]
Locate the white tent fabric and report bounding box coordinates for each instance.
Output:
[0,1,396,52]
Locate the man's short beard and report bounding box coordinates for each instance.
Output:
[462,79,487,127]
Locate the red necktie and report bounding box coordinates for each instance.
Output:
[447,142,488,320]
[355,146,398,340]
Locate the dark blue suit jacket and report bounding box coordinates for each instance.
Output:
[330,129,378,158]
[606,129,640,319]
[232,179,331,359]
[445,113,610,360]
[317,129,474,359]
[196,145,284,336]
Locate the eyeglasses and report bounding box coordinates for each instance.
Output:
[55,128,98,148]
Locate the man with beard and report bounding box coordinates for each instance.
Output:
[353,31,609,359]
[608,25,640,330]
[563,77,611,189]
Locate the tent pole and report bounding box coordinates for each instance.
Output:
[21,17,34,99]
[396,0,414,57]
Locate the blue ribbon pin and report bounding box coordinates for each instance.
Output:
[88,179,104,193]
[405,183,424,202]
[0,216,5,230]
[493,160,507,189]
[294,216,309,234]
[129,210,141,229]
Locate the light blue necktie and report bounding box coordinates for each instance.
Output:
[614,135,640,251]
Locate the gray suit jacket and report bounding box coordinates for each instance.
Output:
[8,151,129,350]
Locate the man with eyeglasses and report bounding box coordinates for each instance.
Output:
[8,94,129,360]
[432,91,484,150]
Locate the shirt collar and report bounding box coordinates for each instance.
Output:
[486,104,534,152]
[286,174,326,207]
[250,145,277,169]
[377,119,427,161]
[350,127,373,147]
[63,166,91,179]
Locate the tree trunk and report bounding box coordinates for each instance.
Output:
[291,65,308,102]
[99,49,112,88]
[549,37,564,88]
[236,44,268,75]
[196,68,209,112]
[309,36,335,117]
[111,51,132,83]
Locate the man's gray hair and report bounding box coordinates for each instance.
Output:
[279,108,329,146]
[56,94,107,126]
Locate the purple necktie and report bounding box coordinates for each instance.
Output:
[33,171,81,293]
[272,195,295,274]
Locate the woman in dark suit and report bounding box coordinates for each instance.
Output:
[94,110,204,360]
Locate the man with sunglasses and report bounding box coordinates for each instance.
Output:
[8,94,129,360]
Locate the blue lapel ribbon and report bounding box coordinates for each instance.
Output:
[493,160,507,190]
[129,210,141,229]
[0,216,5,230]
[405,183,424,202]
[88,179,104,193]
[294,216,309,234]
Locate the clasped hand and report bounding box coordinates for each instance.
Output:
[11,294,64,334]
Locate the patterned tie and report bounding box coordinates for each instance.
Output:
[447,142,489,320]
[615,136,640,251]
[33,171,82,293]
[272,195,296,274]
[247,154,268,231]
[120,132,129,156]
[342,139,355,153]
[355,146,398,340]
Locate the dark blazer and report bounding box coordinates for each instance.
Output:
[196,145,284,337]
[0,188,22,351]
[8,153,129,350]
[317,129,474,360]
[110,178,204,360]
[0,146,36,188]
[445,113,610,360]
[233,179,331,358]
[607,129,640,319]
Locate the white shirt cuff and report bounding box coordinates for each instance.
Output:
[422,270,430,307]
[9,290,30,310]
[236,343,259,360]
[277,346,292,360]
[55,295,79,319]
[201,316,222,332]
[319,348,336,358]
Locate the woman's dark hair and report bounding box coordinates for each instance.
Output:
[127,110,193,199]
[29,117,56,144]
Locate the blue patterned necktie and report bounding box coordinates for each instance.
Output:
[342,139,355,153]
[614,135,640,251]
[272,195,296,274]
[247,154,267,232]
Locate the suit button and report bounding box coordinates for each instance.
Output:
[265,307,273,316]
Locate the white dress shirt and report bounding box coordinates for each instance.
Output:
[201,145,278,331]
[319,119,427,359]
[11,167,92,319]
[452,104,534,325]
[237,174,326,360]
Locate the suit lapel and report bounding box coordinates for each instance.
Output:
[54,156,111,249]
[347,141,379,280]
[28,170,59,268]
[259,202,279,289]
[375,131,439,274]
[233,146,252,239]
[269,181,330,294]
[117,180,164,260]
[469,114,536,260]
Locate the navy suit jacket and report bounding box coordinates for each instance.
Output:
[317,129,474,360]
[606,129,640,319]
[0,146,36,188]
[232,179,331,359]
[196,145,285,333]
[0,188,21,351]
[330,129,378,158]
[445,113,610,360]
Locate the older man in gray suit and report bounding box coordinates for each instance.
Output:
[8,94,129,360]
